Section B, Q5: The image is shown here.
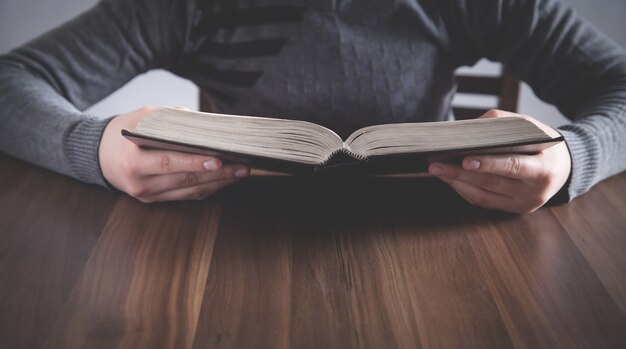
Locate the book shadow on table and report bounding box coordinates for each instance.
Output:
[213,176,518,241]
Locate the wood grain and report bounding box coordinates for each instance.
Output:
[0,154,118,349]
[551,174,626,314]
[466,209,626,348]
[48,197,221,349]
[0,152,625,349]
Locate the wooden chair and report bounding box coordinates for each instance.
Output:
[200,67,521,118]
[199,91,214,113]
[453,67,520,120]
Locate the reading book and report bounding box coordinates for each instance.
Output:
[122,107,563,175]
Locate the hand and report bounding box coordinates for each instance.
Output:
[98,107,249,203]
[428,109,572,214]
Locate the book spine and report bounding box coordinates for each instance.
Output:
[341,143,367,160]
[318,144,367,167]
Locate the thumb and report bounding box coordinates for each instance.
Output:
[478,109,520,119]
[478,109,561,138]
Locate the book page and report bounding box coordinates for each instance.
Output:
[346,117,558,157]
[133,108,344,165]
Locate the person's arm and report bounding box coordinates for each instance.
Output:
[0,0,248,201]
[425,0,626,212]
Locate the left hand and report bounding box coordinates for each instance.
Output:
[428,109,572,214]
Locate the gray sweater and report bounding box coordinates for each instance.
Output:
[1,0,625,200]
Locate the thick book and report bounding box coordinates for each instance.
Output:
[122,107,563,175]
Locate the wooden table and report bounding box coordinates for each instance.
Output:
[1,152,625,349]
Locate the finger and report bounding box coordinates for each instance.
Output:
[138,149,223,175]
[429,162,525,197]
[442,177,528,213]
[461,154,543,180]
[479,109,561,139]
[143,178,241,202]
[250,168,292,176]
[141,164,250,194]
[478,109,520,119]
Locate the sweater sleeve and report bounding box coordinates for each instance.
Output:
[0,0,194,185]
[427,0,626,200]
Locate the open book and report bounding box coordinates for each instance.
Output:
[122,107,563,175]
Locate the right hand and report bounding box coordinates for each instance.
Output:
[98,107,249,203]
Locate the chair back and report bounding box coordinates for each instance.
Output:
[453,68,520,120]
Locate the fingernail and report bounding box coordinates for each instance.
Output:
[465,159,480,170]
[234,167,249,178]
[203,160,220,171]
[430,165,445,176]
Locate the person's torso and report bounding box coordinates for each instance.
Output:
[173,0,458,137]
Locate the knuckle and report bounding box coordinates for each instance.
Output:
[121,159,139,176]
[160,155,172,172]
[126,182,148,198]
[540,166,557,184]
[533,165,554,188]
[482,174,500,189]
[218,168,233,181]
[537,173,553,188]
[181,172,199,187]
[508,157,523,175]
